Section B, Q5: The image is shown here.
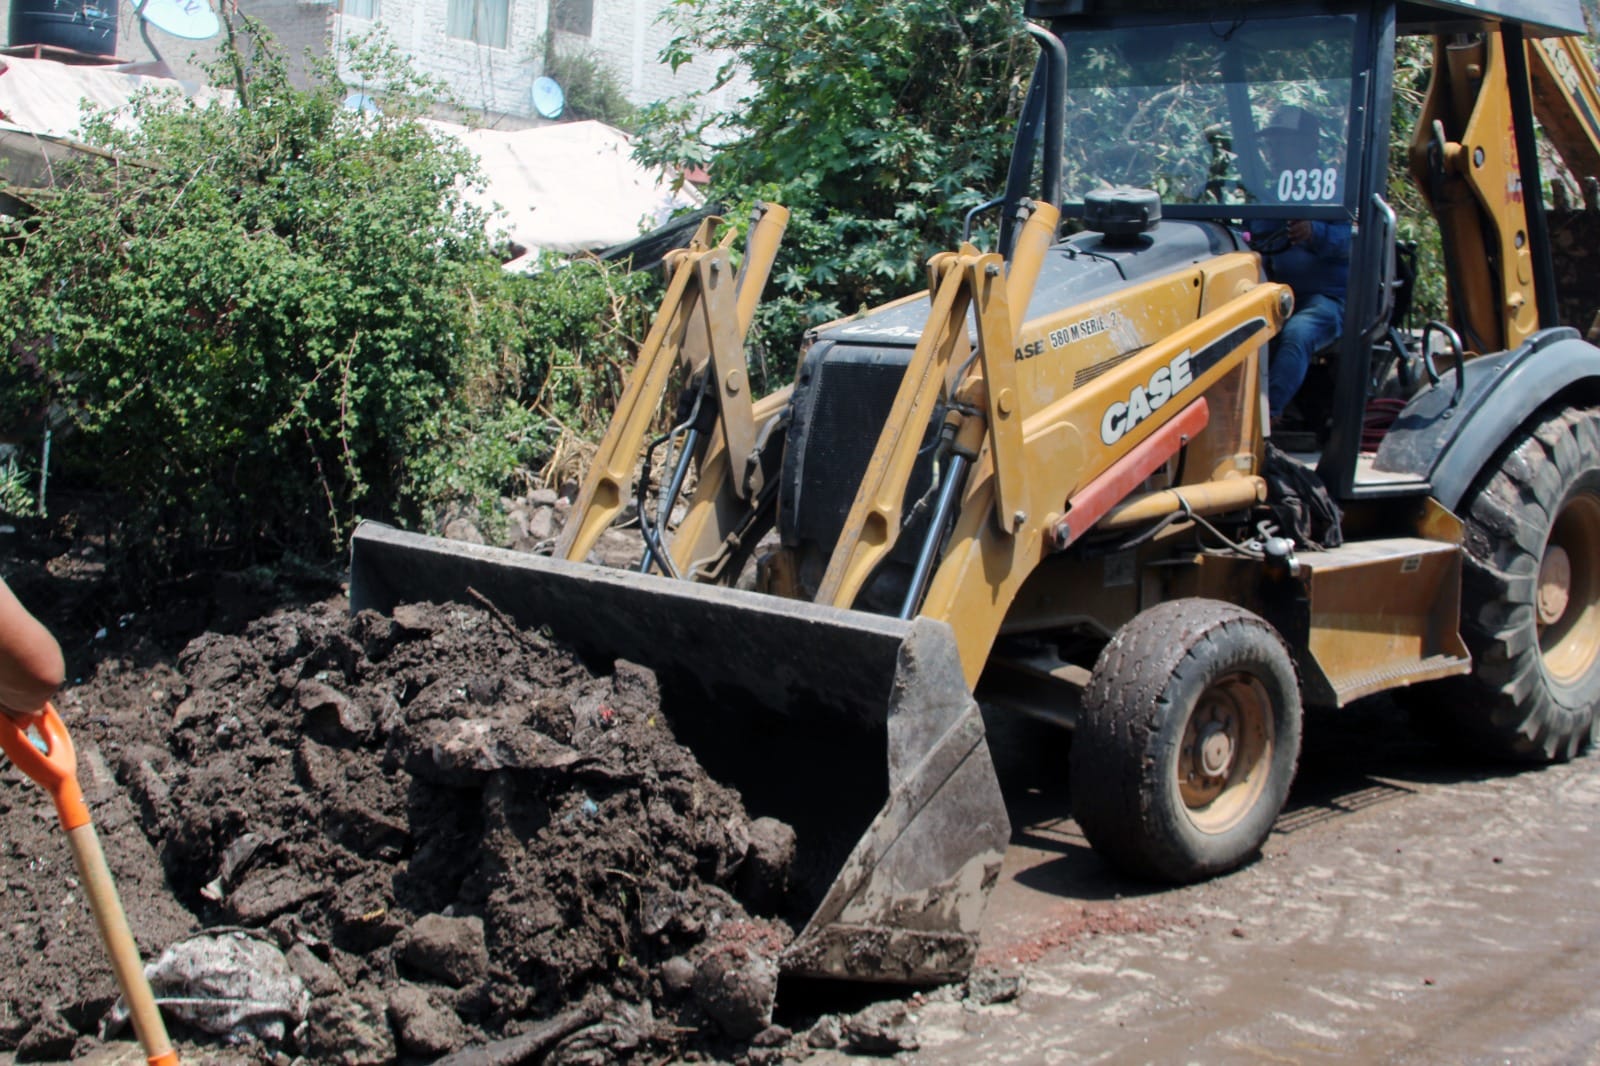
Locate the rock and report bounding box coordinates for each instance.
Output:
[141,930,309,1044]
[401,914,489,987]
[965,966,1024,1006]
[841,1001,920,1054]
[805,1014,843,1049]
[738,816,797,911]
[528,504,557,542]
[298,679,372,742]
[419,716,580,785]
[659,955,695,994]
[751,1023,792,1047]
[286,942,345,997]
[690,920,784,1040]
[441,516,485,545]
[388,984,469,1057]
[15,1005,76,1061]
[305,994,397,1066]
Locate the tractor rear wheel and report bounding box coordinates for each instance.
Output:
[1070,599,1302,883]
[1442,406,1600,761]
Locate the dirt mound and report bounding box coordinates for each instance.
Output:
[1,599,801,1062]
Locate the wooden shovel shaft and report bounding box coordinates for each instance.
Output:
[67,822,177,1066]
[0,707,178,1066]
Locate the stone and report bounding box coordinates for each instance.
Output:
[388,983,469,1057]
[304,994,397,1066]
[401,913,489,987]
[286,942,345,997]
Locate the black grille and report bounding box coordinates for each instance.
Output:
[780,342,936,557]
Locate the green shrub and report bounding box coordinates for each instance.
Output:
[0,29,535,579]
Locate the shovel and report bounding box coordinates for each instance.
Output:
[0,703,179,1066]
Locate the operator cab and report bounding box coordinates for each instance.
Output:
[1007,0,1587,502]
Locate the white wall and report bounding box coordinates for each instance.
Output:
[335,0,747,127]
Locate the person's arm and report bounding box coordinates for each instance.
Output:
[1305,220,1352,261]
[0,579,64,719]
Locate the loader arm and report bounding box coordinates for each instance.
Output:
[1409,27,1600,355]
[555,203,789,566]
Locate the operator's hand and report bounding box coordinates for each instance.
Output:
[1286,219,1314,245]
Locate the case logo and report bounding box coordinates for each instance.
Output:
[1100,349,1194,445]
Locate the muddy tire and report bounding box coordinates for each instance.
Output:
[1439,405,1600,761]
[1070,599,1302,883]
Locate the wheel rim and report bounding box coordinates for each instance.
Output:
[1178,672,1275,834]
[1539,490,1600,685]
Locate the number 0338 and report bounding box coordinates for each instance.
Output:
[1276,167,1338,202]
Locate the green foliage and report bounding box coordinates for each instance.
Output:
[1388,36,1447,325]
[507,257,659,431]
[0,451,38,518]
[540,36,641,131]
[0,27,545,577]
[636,0,1031,359]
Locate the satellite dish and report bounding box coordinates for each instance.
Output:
[531,76,566,120]
[343,92,380,114]
[133,0,220,41]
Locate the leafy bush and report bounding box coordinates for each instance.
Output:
[636,0,1032,363]
[539,36,641,131]
[0,29,631,581]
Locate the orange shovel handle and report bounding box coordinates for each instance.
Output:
[0,703,178,1066]
[0,703,89,831]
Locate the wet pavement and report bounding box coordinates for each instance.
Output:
[816,698,1600,1064]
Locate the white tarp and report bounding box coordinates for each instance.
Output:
[427,118,700,255]
[0,55,696,253]
[0,54,228,136]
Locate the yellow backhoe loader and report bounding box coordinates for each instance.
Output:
[351,0,1600,984]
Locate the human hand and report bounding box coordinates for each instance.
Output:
[1286,219,1314,245]
[0,703,45,723]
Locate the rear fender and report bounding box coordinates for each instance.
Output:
[1372,328,1600,509]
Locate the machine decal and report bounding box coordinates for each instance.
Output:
[1275,166,1340,202]
[1050,310,1123,349]
[1100,349,1194,445]
[1016,310,1126,361]
[1098,317,1267,446]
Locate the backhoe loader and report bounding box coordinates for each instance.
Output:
[351,0,1600,984]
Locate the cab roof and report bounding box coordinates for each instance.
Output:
[1023,0,1588,38]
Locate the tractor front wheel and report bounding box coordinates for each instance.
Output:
[1070,599,1302,883]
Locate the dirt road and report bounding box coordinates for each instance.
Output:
[815,700,1600,1065]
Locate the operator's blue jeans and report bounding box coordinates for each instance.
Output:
[1268,293,1345,418]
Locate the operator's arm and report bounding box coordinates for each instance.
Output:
[1295,220,1351,261]
[0,578,64,719]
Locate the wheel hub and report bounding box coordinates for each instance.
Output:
[1540,491,1600,686]
[1178,673,1275,835]
[1198,723,1234,777]
[1539,544,1572,627]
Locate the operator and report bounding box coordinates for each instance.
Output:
[1251,105,1352,422]
[0,576,65,722]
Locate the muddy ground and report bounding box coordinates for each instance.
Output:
[5,498,1600,1065]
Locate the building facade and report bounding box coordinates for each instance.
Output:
[4,0,744,126]
[336,0,746,127]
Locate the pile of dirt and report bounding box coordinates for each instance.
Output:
[1,597,806,1063]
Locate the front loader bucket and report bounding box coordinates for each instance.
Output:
[349,522,1010,983]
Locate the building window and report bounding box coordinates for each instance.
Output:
[552,0,592,36]
[341,0,376,18]
[446,0,510,48]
